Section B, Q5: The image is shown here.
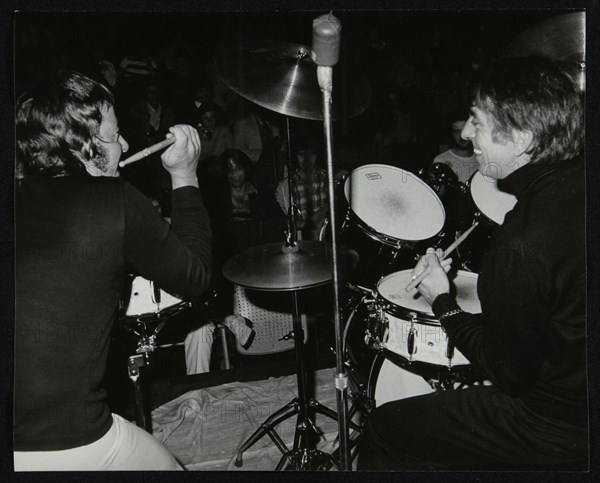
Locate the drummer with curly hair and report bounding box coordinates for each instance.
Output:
[358,57,586,470]
[15,71,211,470]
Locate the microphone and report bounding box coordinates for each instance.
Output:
[311,12,342,67]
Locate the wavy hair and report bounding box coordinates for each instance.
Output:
[16,71,114,178]
[469,56,583,165]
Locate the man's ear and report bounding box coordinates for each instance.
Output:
[512,129,534,158]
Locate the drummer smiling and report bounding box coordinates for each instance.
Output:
[358,57,586,470]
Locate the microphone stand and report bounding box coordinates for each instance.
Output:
[317,65,351,470]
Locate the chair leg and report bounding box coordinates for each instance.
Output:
[217,325,231,369]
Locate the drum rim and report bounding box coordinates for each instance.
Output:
[344,208,422,248]
[376,269,480,320]
[344,164,446,242]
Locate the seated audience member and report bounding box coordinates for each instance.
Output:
[275,136,329,241]
[116,40,157,108]
[206,149,284,261]
[195,101,233,164]
[232,104,284,189]
[433,109,477,184]
[122,79,176,194]
[185,149,285,372]
[128,79,175,148]
[15,71,211,470]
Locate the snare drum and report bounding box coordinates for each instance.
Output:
[377,269,481,368]
[341,164,446,286]
[458,171,518,271]
[122,276,190,324]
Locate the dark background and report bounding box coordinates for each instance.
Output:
[2,1,598,482]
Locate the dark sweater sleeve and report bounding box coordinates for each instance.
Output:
[123,182,212,298]
[432,247,546,396]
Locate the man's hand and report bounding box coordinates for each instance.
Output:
[161,125,201,188]
[409,247,452,305]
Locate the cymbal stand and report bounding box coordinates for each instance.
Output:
[234,288,361,470]
[284,117,299,248]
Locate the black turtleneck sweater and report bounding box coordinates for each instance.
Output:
[15,176,212,451]
[432,157,586,425]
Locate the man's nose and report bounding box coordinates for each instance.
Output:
[461,119,474,140]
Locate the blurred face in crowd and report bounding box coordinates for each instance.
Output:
[146,84,161,105]
[194,87,210,103]
[296,147,317,173]
[451,120,472,151]
[200,111,217,132]
[226,157,246,188]
[88,105,129,177]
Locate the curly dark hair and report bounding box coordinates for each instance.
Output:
[468,56,583,165]
[16,71,115,178]
[220,148,252,174]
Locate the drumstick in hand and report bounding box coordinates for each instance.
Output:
[118,137,176,168]
[405,221,479,292]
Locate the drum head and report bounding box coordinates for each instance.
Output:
[470,171,517,225]
[377,269,482,316]
[344,164,445,242]
[371,356,434,407]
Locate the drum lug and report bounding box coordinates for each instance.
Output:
[446,341,455,368]
[407,317,417,361]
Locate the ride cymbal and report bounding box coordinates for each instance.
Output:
[216,40,371,120]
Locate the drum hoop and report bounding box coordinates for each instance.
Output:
[344,164,446,242]
[380,302,439,324]
[381,348,472,374]
[345,209,419,248]
[122,300,191,325]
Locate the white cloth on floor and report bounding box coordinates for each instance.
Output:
[151,367,342,470]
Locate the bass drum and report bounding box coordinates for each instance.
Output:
[368,353,491,408]
[368,354,434,407]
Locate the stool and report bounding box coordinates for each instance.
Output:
[232,284,308,355]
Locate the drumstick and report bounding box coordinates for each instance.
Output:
[118,137,176,167]
[405,221,479,292]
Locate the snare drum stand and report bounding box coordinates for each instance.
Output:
[125,318,170,433]
[123,295,194,432]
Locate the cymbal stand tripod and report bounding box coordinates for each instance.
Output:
[234,288,361,470]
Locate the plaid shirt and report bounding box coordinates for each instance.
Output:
[289,168,329,221]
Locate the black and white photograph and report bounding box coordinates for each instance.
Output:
[6,1,594,476]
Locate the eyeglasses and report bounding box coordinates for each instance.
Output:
[95,132,122,144]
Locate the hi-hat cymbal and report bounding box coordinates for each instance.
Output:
[503,12,585,91]
[215,40,371,120]
[223,241,333,291]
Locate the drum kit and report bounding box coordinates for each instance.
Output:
[212,17,517,470]
[114,10,583,472]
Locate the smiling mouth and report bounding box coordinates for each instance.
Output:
[474,148,483,155]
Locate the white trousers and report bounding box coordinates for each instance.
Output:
[14,413,183,471]
[184,322,215,374]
